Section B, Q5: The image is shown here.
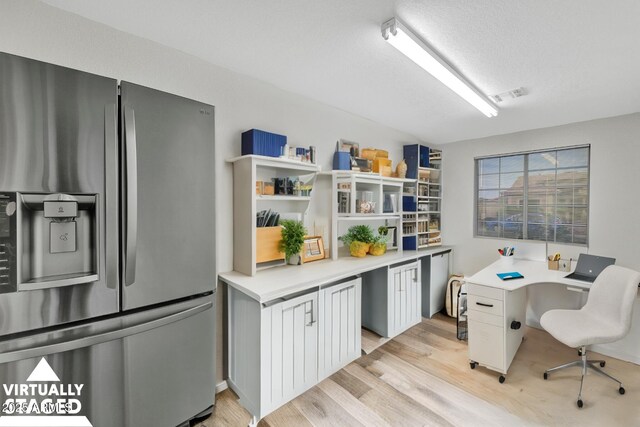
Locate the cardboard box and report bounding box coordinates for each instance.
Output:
[373,158,392,173]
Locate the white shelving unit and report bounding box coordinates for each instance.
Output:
[402,147,443,249]
[321,171,410,260]
[228,155,321,276]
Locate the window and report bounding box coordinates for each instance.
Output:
[475,146,590,245]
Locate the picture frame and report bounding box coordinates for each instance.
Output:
[301,235,325,263]
[386,226,398,249]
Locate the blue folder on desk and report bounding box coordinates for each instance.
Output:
[497,272,524,281]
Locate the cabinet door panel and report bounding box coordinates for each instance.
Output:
[319,278,362,378]
[389,263,421,336]
[430,251,450,317]
[263,292,318,411]
[469,320,504,372]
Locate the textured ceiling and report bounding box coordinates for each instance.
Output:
[42,0,640,143]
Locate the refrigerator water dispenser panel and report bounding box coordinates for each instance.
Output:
[17,193,99,291]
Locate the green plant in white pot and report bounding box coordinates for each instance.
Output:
[279,220,306,265]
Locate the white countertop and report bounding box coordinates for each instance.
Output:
[219,246,452,303]
[465,258,591,291]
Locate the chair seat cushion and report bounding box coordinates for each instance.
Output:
[540,309,626,348]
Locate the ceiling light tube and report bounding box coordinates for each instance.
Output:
[382,18,498,118]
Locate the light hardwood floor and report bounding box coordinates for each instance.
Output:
[204,315,640,426]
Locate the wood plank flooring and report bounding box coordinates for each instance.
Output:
[203,315,640,426]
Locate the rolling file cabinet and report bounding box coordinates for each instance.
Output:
[467,283,526,382]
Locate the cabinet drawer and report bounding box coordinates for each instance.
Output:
[467,283,504,301]
[467,309,504,327]
[469,320,504,371]
[468,294,503,317]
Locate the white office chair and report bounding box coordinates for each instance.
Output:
[540,265,640,408]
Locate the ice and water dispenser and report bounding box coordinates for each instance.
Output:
[0,192,98,293]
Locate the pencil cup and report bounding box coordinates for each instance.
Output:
[500,255,515,266]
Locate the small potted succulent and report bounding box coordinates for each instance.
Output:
[279,220,306,265]
[339,225,375,258]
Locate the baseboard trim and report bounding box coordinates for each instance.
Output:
[591,345,640,365]
[215,380,228,394]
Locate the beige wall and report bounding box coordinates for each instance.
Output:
[0,0,423,383]
[442,113,640,363]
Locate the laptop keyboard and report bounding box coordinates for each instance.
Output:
[566,272,595,283]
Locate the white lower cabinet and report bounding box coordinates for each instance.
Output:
[261,290,319,413]
[362,261,421,338]
[318,278,362,377]
[228,277,362,422]
[389,262,422,336]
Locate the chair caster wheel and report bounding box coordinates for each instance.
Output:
[600,361,606,367]
[619,387,625,395]
[470,362,477,370]
[499,375,505,384]
[577,399,583,408]
[543,372,548,380]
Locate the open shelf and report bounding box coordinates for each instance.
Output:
[256,195,312,201]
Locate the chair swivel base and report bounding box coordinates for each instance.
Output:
[543,346,625,408]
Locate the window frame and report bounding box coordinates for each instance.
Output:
[473,144,590,246]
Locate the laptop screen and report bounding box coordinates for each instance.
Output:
[574,253,616,277]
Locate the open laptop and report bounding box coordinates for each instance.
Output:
[565,253,616,283]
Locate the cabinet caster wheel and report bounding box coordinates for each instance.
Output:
[600,361,606,367]
[499,375,506,384]
[543,372,548,380]
[470,362,477,370]
[577,399,583,408]
[619,387,625,395]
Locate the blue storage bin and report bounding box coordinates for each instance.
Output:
[403,195,417,212]
[403,235,417,251]
[333,151,351,170]
[241,129,287,157]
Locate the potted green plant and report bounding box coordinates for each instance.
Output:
[369,233,388,256]
[279,220,306,265]
[339,225,375,257]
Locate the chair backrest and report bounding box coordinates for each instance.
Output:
[583,265,640,334]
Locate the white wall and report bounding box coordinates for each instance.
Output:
[0,0,422,382]
[442,113,640,363]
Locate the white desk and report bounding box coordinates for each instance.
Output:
[465,258,587,382]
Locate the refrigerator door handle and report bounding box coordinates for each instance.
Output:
[123,105,138,286]
[0,300,212,365]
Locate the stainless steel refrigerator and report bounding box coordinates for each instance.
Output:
[0,52,216,426]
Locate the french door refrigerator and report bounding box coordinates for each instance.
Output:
[0,52,216,427]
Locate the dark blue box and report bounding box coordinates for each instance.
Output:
[403,144,430,179]
[403,195,417,212]
[403,235,417,250]
[241,129,287,157]
[333,151,351,170]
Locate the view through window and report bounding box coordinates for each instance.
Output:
[475,146,590,244]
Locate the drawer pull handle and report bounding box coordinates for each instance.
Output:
[476,302,494,308]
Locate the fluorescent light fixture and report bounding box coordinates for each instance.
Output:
[381,18,498,118]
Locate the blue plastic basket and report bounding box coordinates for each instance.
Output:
[241,129,287,157]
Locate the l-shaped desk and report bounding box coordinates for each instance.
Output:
[465,258,589,382]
